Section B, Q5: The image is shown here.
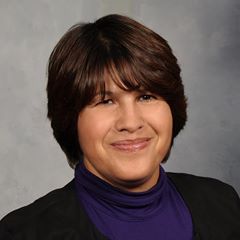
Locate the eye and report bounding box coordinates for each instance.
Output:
[139,94,157,102]
[97,99,113,105]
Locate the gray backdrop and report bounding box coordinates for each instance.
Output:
[0,0,239,219]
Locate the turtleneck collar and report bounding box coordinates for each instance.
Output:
[74,161,193,240]
[74,161,168,221]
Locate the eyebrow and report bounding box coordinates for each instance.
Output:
[95,91,114,97]
[95,88,150,97]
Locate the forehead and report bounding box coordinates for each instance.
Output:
[104,78,150,93]
[94,80,158,103]
[104,59,141,88]
[104,77,127,91]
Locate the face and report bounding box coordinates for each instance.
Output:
[77,80,173,192]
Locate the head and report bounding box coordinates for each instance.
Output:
[47,14,187,175]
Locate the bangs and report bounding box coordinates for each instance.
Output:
[74,18,181,112]
[77,47,140,107]
[77,45,170,108]
[103,53,141,93]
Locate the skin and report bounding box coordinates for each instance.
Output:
[77,79,173,192]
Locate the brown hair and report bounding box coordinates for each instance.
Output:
[47,14,187,168]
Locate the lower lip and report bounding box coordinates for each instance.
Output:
[111,139,151,153]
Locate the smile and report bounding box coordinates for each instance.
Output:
[111,138,151,152]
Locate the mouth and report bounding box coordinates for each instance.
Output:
[110,138,151,152]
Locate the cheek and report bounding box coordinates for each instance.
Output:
[77,111,113,151]
[145,104,173,136]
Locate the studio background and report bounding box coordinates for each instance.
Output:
[0,0,239,219]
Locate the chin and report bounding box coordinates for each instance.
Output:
[108,166,158,190]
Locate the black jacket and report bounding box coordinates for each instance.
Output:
[1,173,240,240]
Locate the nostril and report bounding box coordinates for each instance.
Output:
[115,118,144,133]
[115,103,144,133]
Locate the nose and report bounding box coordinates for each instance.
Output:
[115,102,144,133]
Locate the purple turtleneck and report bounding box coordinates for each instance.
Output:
[74,162,193,240]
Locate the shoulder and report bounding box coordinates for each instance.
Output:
[0,180,106,240]
[0,181,87,239]
[0,181,105,240]
[167,172,239,197]
[167,172,240,238]
[167,172,240,204]
[1,180,73,216]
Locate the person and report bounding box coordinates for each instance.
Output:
[0,14,240,240]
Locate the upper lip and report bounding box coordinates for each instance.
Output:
[111,138,151,145]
